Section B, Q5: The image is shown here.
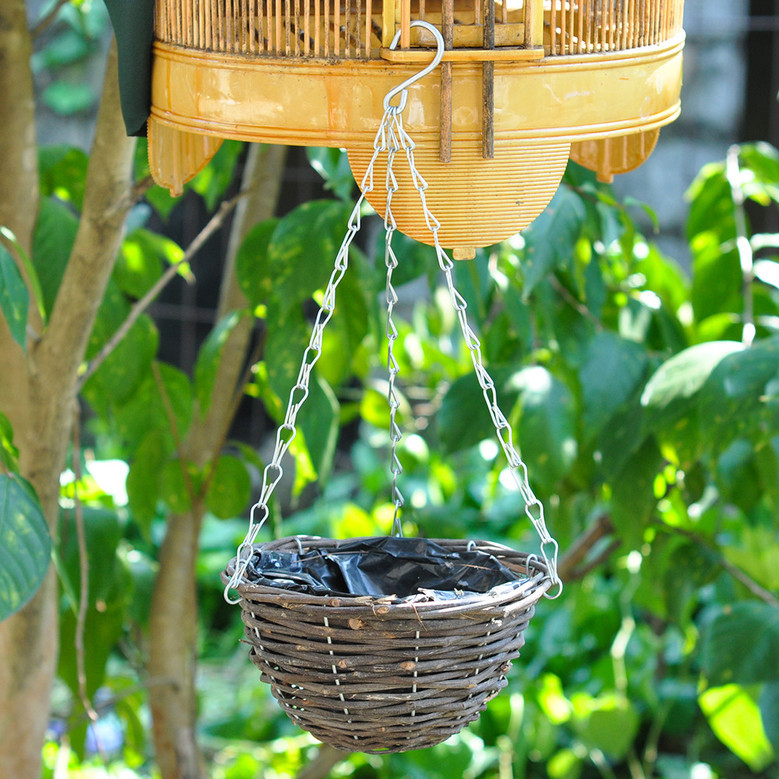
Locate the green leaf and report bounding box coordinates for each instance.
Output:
[0,242,29,351]
[267,200,353,316]
[236,218,279,308]
[697,336,779,452]
[578,332,648,442]
[125,429,169,536]
[115,229,177,299]
[307,147,356,202]
[32,196,80,315]
[205,455,251,519]
[437,367,518,453]
[521,187,586,299]
[685,161,731,241]
[640,341,744,420]
[610,437,662,548]
[723,527,779,592]
[760,681,779,753]
[699,684,775,772]
[39,145,89,211]
[190,140,244,211]
[0,475,51,622]
[263,304,310,405]
[160,460,194,515]
[113,363,193,456]
[691,234,741,324]
[738,142,779,206]
[85,279,130,359]
[511,367,578,490]
[41,81,95,115]
[299,374,339,484]
[81,314,159,416]
[194,310,249,414]
[570,692,640,760]
[59,507,122,606]
[0,412,19,474]
[700,603,779,686]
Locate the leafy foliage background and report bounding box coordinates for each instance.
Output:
[1,2,778,776]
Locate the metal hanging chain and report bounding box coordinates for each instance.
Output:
[384,106,407,538]
[225,20,561,602]
[224,24,443,603]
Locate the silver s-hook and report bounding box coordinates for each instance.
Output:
[383,20,446,113]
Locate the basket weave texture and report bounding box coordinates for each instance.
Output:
[223,535,550,752]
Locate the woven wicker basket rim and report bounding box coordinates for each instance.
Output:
[222,535,551,614]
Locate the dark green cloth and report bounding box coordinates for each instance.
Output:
[103,0,156,137]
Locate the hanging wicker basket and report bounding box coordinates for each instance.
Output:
[223,536,551,752]
[223,26,561,752]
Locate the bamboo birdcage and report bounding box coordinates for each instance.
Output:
[148,0,684,251]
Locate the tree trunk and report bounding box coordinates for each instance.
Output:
[147,143,287,778]
[0,36,136,776]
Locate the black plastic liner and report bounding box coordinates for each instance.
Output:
[243,536,524,599]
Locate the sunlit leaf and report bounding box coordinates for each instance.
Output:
[699,684,775,772]
[39,145,89,210]
[205,455,251,519]
[697,336,779,452]
[641,341,743,415]
[0,412,19,474]
[511,366,578,490]
[236,218,279,308]
[267,199,353,317]
[570,692,639,759]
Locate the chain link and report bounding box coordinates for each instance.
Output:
[225,25,561,602]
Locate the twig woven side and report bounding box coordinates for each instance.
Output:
[223,536,550,752]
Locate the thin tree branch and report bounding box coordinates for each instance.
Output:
[657,521,779,608]
[78,187,248,390]
[71,405,99,727]
[719,554,779,608]
[549,275,603,328]
[557,513,615,581]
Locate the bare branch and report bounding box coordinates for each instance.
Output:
[78,187,248,389]
[558,513,615,581]
[71,406,99,726]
